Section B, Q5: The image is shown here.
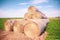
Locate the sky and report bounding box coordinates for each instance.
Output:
[0,0,60,18]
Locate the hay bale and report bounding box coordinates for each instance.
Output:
[4,19,24,31]
[4,20,15,31]
[13,21,24,33]
[24,6,47,20]
[13,19,28,33]
[24,19,49,39]
[24,12,42,19]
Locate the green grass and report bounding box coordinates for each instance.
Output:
[46,18,60,40]
[0,18,60,40]
[0,18,8,30]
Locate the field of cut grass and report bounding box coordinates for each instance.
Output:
[0,18,60,40]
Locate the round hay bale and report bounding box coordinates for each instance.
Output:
[4,20,15,31]
[24,19,49,38]
[24,6,48,20]
[13,19,28,33]
[24,12,42,20]
[28,6,37,12]
[13,21,24,33]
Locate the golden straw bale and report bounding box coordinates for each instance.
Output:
[24,19,48,39]
[4,20,15,31]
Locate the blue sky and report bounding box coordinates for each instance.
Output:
[0,0,60,18]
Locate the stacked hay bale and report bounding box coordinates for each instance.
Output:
[4,19,25,32]
[4,6,49,39]
[24,6,49,38]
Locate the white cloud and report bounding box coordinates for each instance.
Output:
[42,9,60,17]
[18,2,28,5]
[0,8,27,18]
[17,0,48,6]
[31,0,48,4]
[36,5,53,8]
[46,5,53,8]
